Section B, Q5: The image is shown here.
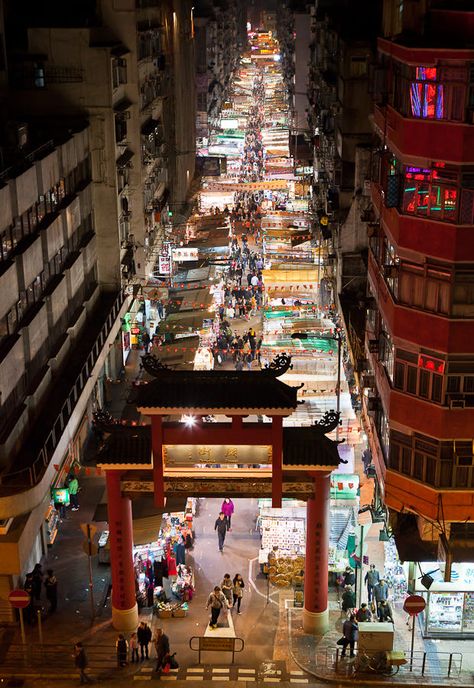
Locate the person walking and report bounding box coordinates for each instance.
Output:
[74,642,92,684]
[45,569,58,613]
[215,512,229,552]
[340,615,358,658]
[116,634,128,667]
[68,475,80,511]
[341,585,356,615]
[137,621,152,660]
[232,574,245,614]
[221,497,235,530]
[130,632,139,663]
[154,628,170,672]
[221,574,233,606]
[206,586,227,629]
[364,564,380,603]
[31,563,43,601]
[343,566,355,587]
[374,579,389,620]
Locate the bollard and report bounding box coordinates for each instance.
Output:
[421,652,426,676]
[448,653,453,677]
[37,609,43,645]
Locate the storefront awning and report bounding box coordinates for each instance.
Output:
[133,515,164,546]
[156,310,214,334]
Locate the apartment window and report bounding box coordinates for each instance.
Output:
[0,226,14,261]
[350,55,367,77]
[115,114,128,144]
[402,165,459,222]
[112,57,127,89]
[398,263,450,315]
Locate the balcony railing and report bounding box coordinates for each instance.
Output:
[0,290,126,492]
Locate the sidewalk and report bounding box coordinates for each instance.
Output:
[287,602,474,686]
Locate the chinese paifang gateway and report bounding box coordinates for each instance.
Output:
[92,358,343,637]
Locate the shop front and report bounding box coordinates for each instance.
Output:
[414,563,474,637]
[96,497,197,620]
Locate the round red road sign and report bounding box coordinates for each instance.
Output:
[8,589,30,609]
[403,594,426,616]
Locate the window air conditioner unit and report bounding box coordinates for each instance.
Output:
[361,374,376,389]
[384,264,399,278]
[450,399,466,409]
[368,339,379,353]
[367,396,379,414]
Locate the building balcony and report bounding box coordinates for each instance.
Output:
[367,251,474,353]
[371,182,474,262]
[0,290,127,507]
[384,469,474,523]
[373,104,474,165]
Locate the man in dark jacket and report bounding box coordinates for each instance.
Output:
[215,512,229,552]
[74,642,92,684]
[154,628,170,672]
[137,621,152,660]
[45,569,58,613]
[341,615,358,658]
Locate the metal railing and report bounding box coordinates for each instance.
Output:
[331,647,463,680]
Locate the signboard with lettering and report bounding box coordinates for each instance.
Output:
[172,248,199,262]
[163,444,272,466]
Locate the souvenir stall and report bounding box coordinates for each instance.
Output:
[132,499,196,616]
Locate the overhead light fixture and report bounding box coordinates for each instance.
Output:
[420,574,434,590]
[182,415,196,427]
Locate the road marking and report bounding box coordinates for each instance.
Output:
[133,677,151,681]
[159,676,177,681]
[263,678,280,683]
[290,680,309,684]
[239,668,256,673]
[248,557,278,606]
[141,667,153,673]
[185,676,204,681]
[187,668,204,673]
[290,671,305,676]
[237,679,255,683]
[212,668,230,673]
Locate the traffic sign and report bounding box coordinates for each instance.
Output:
[8,589,30,609]
[403,594,426,616]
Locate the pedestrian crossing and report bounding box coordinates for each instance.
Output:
[133,665,310,683]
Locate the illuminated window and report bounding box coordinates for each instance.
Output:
[402,166,458,221]
[410,66,444,119]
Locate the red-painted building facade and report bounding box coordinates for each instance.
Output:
[364,6,474,547]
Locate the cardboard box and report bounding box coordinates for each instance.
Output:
[358,622,394,651]
[158,610,172,619]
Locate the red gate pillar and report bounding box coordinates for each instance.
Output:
[106,470,139,631]
[151,415,165,508]
[271,416,283,508]
[303,471,331,634]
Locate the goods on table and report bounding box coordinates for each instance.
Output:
[154,600,189,618]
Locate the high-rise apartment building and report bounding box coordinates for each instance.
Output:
[364,0,474,559]
[0,0,196,615]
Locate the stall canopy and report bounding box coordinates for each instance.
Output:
[156,310,214,334]
[393,514,437,562]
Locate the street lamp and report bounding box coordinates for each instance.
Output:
[291,328,343,440]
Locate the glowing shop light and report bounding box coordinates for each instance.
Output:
[183,415,196,427]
